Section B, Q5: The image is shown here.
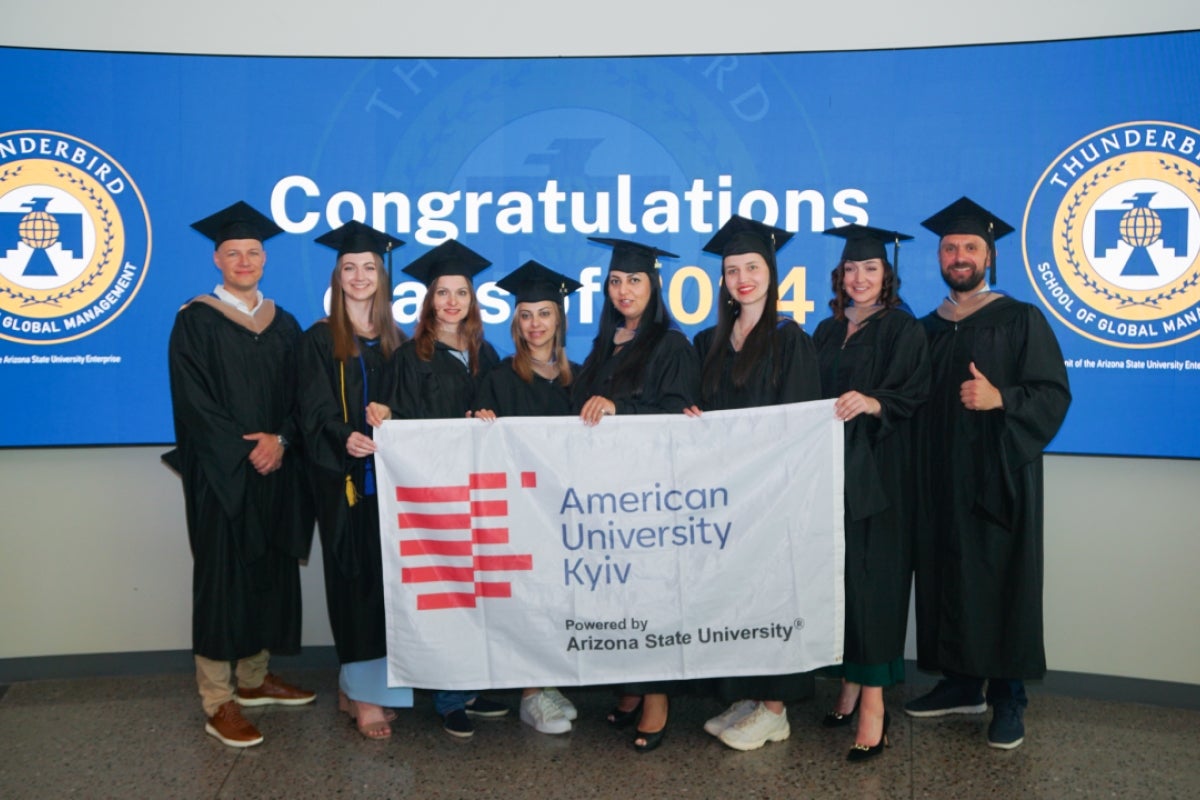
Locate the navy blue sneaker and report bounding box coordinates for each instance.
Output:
[904,679,987,718]
[464,696,510,718]
[987,700,1025,749]
[443,708,474,738]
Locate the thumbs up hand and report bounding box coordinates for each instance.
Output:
[960,361,1004,411]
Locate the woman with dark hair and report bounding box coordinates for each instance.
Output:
[297,220,411,739]
[384,238,509,739]
[812,224,930,762]
[684,215,823,752]
[473,259,583,735]
[572,236,700,752]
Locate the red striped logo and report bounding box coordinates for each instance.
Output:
[395,471,536,610]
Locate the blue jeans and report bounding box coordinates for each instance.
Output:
[434,690,477,717]
[945,671,1028,707]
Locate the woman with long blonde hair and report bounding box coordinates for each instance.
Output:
[297,220,411,739]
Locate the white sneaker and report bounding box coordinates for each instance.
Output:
[703,699,758,737]
[718,704,790,751]
[520,691,572,735]
[541,687,577,721]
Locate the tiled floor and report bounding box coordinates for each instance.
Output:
[0,670,1197,799]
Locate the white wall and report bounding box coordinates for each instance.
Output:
[3,1,1199,686]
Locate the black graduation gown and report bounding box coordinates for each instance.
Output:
[570,328,697,696]
[297,323,399,664]
[393,338,500,420]
[914,295,1071,679]
[693,319,821,702]
[813,308,930,667]
[167,297,312,661]
[474,357,578,418]
[571,328,699,414]
[693,318,822,410]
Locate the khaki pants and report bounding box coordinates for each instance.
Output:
[195,650,270,717]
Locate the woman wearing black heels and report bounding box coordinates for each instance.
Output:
[573,236,700,752]
[684,216,823,752]
[812,224,930,761]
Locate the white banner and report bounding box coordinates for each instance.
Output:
[375,400,844,690]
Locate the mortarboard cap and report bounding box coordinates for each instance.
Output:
[921,196,1014,241]
[191,201,283,249]
[921,197,1014,284]
[495,260,582,305]
[400,239,491,287]
[588,237,678,275]
[315,220,405,258]
[823,223,913,268]
[702,215,794,261]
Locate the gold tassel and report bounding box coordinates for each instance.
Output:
[339,361,358,507]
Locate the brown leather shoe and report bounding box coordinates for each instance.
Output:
[205,701,264,747]
[236,673,316,707]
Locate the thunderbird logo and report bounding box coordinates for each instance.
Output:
[0,196,84,277]
[1093,191,1189,277]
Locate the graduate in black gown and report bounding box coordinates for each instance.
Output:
[384,238,509,738]
[684,216,822,752]
[904,198,1070,751]
[297,220,412,739]
[572,237,700,753]
[812,224,930,762]
[392,240,500,422]
[167,201,315,748]
[473,260,583,736]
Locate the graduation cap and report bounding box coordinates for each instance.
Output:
[822,223,913,271]
[400,239,491,287]
[588,237,678,275]
[315,220,405,273]
[921,197,1014,284]
[702,215,794,261]
[315,220,404,257]
[495,260,582,305]
[191,201,283,249]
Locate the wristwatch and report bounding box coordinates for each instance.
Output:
[276,434,289,448]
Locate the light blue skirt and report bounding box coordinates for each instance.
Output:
[339,658,414,708]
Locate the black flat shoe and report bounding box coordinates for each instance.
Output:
[632,726,666,753]
[822,693,860,728]
[606,698,643,729]
[846,711,890,762]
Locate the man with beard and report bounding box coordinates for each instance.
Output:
[905,197,1071,750]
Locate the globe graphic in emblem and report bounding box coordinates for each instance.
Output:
[18,211,60,249]
[1118,206,1163,248]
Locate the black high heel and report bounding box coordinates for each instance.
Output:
[822,694,860,728]
[632,726,666,753]
[606,697,643,729]
[632,696,669,753]
[846,711,890,762]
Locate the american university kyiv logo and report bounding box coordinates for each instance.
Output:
[1024,121,1200,348]
[394,471,535,610]
[0,131,151,344]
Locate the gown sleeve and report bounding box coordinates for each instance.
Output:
[997,306,1072,467]
[168,305,254,521]
[296,323,355,475]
